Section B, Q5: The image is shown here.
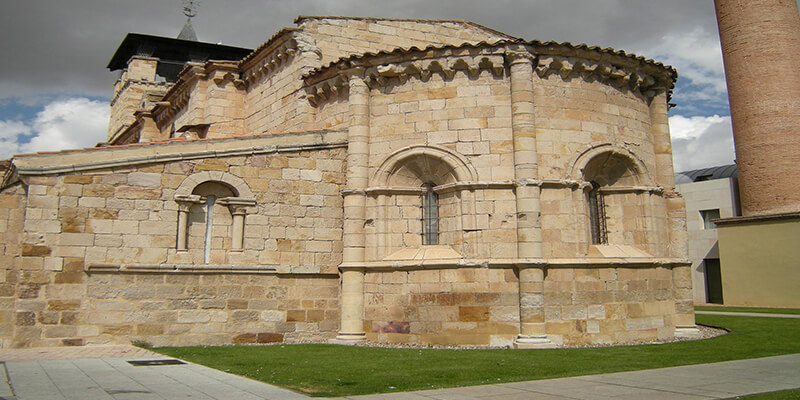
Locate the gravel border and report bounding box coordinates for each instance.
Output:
[272,324,730,350]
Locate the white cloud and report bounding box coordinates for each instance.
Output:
[0,98,109,159]
[652,27,726,92]
[670,115,736,172]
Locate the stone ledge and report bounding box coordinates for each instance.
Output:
[87,263,278,274]
[13,130,347,175]
[339,257,691,270]
[713,211,800,226]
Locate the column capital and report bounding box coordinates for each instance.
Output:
[505,50,536,65]
[343,67,367,82]
[228,205,249,216]
[341,188,367,196]
[174,194,202,212]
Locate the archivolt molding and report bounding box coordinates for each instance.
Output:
[371,144,478,188]
[174,171,255,199]
[568,143,654,187]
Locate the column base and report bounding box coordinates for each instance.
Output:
[514,335,556,349]
[674,326,701,338]
[333,332,367,344]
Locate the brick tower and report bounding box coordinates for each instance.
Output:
[714,0,800,216]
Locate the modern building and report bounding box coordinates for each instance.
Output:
[675,165,739,305]
[712,0,800,308]
[0,16,696,348]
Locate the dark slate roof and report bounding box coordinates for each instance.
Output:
[675,164,738,184]
[177,19,198,41]
[107,33,252,71]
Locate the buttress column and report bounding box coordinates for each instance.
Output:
[337,69,370,341]
[507,50,551,348]
[650,91,697,336]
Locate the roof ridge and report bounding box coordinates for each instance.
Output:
[293,15,518,39]
[12,129,338,158]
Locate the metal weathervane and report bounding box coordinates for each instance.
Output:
[182,0,198,19]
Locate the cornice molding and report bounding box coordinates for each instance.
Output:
[303,41,676,106]
[241,38,299,87]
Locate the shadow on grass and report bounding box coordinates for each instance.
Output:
[149,314,800,397]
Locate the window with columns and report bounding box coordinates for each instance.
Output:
[174,178,255,263]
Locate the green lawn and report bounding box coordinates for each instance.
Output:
[738,389,800,400]
[149,314,800,397]
[695,305,800,315]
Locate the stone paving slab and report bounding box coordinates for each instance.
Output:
[335,353,800,400]
[1,349,310,400]
[0,345,798,400]
[0,345,159,361]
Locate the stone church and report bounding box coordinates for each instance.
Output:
[0,16,696,348]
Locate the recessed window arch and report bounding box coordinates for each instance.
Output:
[174,172,256,263]
[581,151,644,247]
[370,145,478,256]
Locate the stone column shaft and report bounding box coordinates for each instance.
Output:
[230,207,246,251]
[338,72,370,341]
[515,266,553,348]
[649,92,675,189]
[508,51,552,348]
[509,52,543,259]
[176,208,189,251]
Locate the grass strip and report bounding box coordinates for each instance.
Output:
[149,315,800,397]
[695,305,800,315]
[738,388,800,399]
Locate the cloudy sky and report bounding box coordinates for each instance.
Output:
[0,0,774,172]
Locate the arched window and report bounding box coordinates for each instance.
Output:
[422,183,439,245]
[581,151,644,247]
[587,181,607,244]
[174,173,256,264]
[191,182,235,264]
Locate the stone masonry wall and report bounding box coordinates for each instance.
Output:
[532,74,667,258]
[0,184,25,348]
[298,17,512,66]
[363,267,520,347]
[4,143,347,347]
[362,264,682,347]
[543,266,679,346]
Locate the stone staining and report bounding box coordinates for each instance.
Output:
[0,16,694,349]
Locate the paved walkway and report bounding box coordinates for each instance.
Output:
[335,354,800,399]
[0,345,307,400]
[0,325,798,400]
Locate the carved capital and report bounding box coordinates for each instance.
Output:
[505,50,536,65]
[174,194,202,212]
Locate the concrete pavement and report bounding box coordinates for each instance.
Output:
[1,315,799,400]
[335,354,800,400]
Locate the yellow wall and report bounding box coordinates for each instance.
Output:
[717,218,800,308]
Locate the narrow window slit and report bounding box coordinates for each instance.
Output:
[422,183,439,245]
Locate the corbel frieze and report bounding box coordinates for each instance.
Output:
[241,39,298,87]
[304,52,507,106]
[533,55,670,102]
